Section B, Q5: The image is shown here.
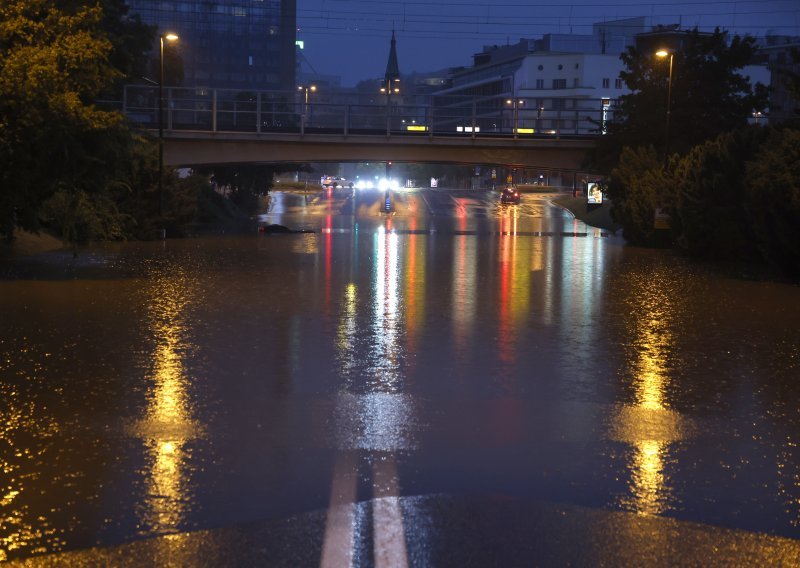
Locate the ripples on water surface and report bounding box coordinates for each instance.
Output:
[1,200,799,561]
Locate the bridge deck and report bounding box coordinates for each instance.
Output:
[162,130,597,170]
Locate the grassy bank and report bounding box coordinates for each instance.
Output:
[552,196,622,233]
[0,231,67,259]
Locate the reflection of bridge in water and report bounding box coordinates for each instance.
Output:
[123,86,604,171]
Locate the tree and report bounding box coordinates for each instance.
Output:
[93,0,154,94]
[774,47,800,121]
[607,146,671,246]
[199,164,300,214]
[0,1,155,243]
[592,28,768,173]
[670,126,768,260]
[742,128,800,277]
[0,1,123,238]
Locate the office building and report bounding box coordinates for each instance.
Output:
[126,0,296,91]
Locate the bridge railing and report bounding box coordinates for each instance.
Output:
[123,85,614,138]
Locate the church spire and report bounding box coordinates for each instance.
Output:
[384,29,400,86]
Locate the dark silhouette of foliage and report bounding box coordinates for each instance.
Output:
[774,47,800,121]
[607,146,671,246]
[198,164,300,214]
[671,127,769,260]
[93,0,154,94]
[609,124,800,280]
[742,128,800,277]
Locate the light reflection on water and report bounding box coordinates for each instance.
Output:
[131,265,203,536]
[0,383,64,561]
[1,193,800,561]
[608,263,691,516]
[371,225,403,390]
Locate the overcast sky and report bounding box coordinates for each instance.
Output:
[296,0,800,86]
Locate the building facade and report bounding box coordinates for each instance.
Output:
[756,36,800,123]
[431,43,629,135]
[425,19,647,135]
[428,18,772,135]
[126,0,296,91]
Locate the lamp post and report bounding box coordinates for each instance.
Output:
[298,84,317,127]
[505,98,525,136]
[158,33,178,228]
[537,102,544,133]
[380,79,400,132]
[655,49,674,166]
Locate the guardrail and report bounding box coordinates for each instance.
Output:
[123,85,615,139]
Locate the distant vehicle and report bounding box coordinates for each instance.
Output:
[321,176,353,190]
[500,186,521,204]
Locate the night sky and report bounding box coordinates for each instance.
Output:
[297,0,800,86]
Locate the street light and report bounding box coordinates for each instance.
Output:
[655,49,674,166]
[380,78,400,132]
[159,32,178,229]
[379,78,401,96]
[298,84,317,126]
[505,98,525,135]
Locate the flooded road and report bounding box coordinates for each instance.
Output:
[1,188,799,563]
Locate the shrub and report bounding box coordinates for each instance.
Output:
[671,127,768,260]
[742,128,800,277]
[608,146,672,246]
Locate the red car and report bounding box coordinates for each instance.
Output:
[500,186,521,204]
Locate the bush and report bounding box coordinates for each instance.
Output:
[608,146,672,246]
[742,128,800,278]
[604,126,800,281]
[40,189,131,243]
[671,127,768,260]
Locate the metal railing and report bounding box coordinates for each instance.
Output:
[123,85,615,138]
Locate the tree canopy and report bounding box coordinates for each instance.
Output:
[0,0,153,240]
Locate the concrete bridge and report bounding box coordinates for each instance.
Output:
[124,85,603,171]
[162,130,597,171]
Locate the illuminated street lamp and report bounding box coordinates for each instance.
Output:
[505,98,525,136]
[298,84,317,126]
[379,78,401,96]
[159,32,178,227]
[655,49,674,166]
[380,78,401,131]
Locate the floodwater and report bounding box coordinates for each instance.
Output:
[1,188,799,563]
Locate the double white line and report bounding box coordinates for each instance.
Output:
[321,452,409,568]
